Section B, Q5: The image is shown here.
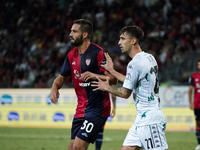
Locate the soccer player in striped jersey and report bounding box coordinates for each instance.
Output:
[189,57,200,150]
[50,19,117,150]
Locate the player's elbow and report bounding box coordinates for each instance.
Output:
[122,89,132,99]
[124,94,130,99]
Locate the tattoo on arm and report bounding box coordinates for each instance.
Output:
[107,86,132,99]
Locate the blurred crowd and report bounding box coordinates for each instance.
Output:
[0,0,200,88]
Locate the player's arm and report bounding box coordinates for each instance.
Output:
[101,53,125,82]
[92,77,132,99]
[107,68,126,83]
[103,70,118,85]
[81,70,117,85]
[111,94,116,118]
[188,85,194,110]
[50,75,68,104]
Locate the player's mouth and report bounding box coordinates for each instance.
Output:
[70,37,75,41]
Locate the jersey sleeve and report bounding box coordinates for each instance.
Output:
[60,57,71,76]
[123,61,140,90]
[188,76,194,86]
[97,50,107,74]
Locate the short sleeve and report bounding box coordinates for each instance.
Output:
[188,76,194,86]
[123,61,140,90]
[60,57,71,76]
[97,50,107,74]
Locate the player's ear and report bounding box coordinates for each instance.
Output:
[131,38,137,45]
[83,32,88,39]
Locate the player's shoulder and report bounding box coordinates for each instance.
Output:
[131,52,148,65]
[90,43,105,52]
[128,55,142,70]
[67,47,78,58]
[192,72,200,77]
[67,47,77,54]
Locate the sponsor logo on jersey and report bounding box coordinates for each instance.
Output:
[8,112,19,121]
[128,65,133,69]
[86,59,91,66]
[126,73,131,80]
[53,113,65,122]
[196,83,200,88]
[79,82,90,87]
[195,78,199,81]
[74,70,81,79]
[72,61,76,65]
[1,95,12,104]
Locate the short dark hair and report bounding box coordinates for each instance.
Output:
[74,19,93,39]
[120,26,144,45]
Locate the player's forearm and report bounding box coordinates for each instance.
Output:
[109,69,125,82]
[188,86,194,103]
[51,75,65,91]
[98,72,117,85]
[188,92,192,103]
[111,94,116,108]
[112,99,116,109]
[107,86,131,99]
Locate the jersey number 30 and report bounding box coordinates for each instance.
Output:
[81,120,94,133]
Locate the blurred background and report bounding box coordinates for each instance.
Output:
[0,0,200,88]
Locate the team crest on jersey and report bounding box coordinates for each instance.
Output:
[86,59,91,66]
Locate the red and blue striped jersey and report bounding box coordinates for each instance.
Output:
[60,43,111,118]
[189,72,200,109]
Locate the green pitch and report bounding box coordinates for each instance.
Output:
[0,127,197,150]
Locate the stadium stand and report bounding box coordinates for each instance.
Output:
[0,0,200,88]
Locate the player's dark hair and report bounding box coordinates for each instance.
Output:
[120,26,144,45]
[74,19,93,39]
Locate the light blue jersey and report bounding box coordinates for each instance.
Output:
[123,51,165,126]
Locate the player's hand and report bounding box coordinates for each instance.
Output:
[81,71,98,82]
[189,103,194,110]
[50,88,60,104]
[101,53,114,72]
[91,76,110,91]
[111,108,116,118]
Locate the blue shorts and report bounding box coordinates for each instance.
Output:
[71,117,107,143]
[194,109,200,121]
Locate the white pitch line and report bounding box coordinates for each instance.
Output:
[103,137,112,141]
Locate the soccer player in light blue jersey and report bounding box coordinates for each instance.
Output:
[92,25,168,150]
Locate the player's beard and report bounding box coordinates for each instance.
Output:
[70,35,84,47]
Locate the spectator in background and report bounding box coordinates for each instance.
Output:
[188,57,200,150]
[1,0,200,87]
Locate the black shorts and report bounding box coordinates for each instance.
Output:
[194,109,200,121]
[71,117,107,143]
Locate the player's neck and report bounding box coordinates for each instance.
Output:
[77,40,91,54]
[129,45,143,58]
